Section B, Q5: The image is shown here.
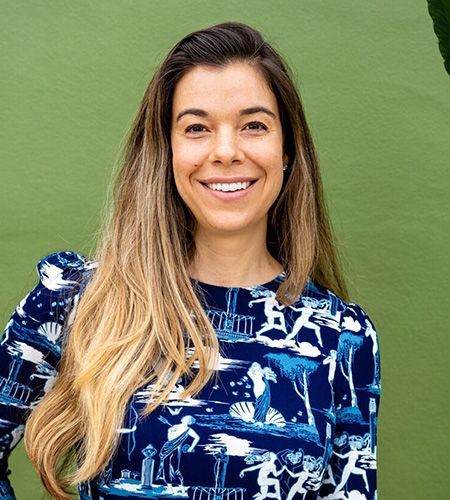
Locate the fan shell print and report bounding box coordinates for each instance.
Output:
[0,251,381,499]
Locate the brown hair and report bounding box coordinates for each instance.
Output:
[23,21,349,498]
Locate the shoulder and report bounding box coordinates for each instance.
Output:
[1,251,98,356]
[36,250,98,290]
[16,250,97,326]
[302,278,377,334]
[338,301,378,336]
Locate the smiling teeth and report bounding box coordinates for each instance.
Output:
[207,181,252,192]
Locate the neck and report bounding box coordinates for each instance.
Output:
[188,223,283,287]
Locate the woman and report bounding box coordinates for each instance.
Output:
[0,22,381,499]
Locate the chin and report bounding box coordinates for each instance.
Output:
[202,217,255,233]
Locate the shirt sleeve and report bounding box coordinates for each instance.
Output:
[318,301,382,500]
[0,251,93,499]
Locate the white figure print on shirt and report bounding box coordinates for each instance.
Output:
[332,434,372,495]
[247,362,281,426]
[239,451,284,500]
[229,361,286,427]
[323,349,337,414]
[28,365,58,409]
[363,318,380,389]
[283,454,322,500]
[248,289,287,340]
[287,303,324,347]
[155,414,200,486]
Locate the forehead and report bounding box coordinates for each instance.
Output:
[171,62,278,114]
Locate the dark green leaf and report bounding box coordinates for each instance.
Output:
[427,0,450,76]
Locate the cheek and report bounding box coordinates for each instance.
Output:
[172,161,198,206]
[263,169,284,205]
[270,176,284,201]
[172,146,201,185]
[172,134,204,164]
[252,142,284,177]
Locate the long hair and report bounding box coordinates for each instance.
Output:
[23,21,350,498]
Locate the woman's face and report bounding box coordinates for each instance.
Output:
[170,61,287,235]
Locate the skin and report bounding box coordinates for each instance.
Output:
[170,61,289,287]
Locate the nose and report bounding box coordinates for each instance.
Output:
[210,127,244,164]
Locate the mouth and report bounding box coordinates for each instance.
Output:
[199,179,257,188]
[198,179,258,201]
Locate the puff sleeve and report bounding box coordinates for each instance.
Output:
[318,302,382,500]
[0,251,94,499]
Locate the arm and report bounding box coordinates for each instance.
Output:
[0,251,93,498]
[318,302,382,499]
[283,467,300,478]
[273,464,285,477]
[239,462,262,476]
[248,298,265,307]
[186,428,200,452]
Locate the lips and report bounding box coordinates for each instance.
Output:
[199,178,258,201]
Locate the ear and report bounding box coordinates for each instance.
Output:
[283,153,289,165]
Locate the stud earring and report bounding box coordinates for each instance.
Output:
[283,164,289,171]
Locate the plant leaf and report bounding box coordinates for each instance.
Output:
[427,0,450,76]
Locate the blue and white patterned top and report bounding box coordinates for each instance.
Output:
[0,251,381,499]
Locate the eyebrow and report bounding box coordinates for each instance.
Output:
[175,106,277,123]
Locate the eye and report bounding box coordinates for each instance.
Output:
[245,121,268,131]
[185,124,207,134]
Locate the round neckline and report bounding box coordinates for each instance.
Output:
[190,270,286,291]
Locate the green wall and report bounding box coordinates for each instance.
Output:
[1,1,449,498]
